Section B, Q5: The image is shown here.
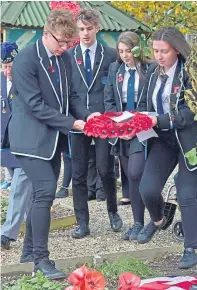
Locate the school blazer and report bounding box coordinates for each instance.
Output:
[9,38,90,160]
[67,43,116,113]
[137,59,197,171]
[104,61,148,153]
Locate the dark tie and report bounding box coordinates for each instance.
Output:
[85,49,93,86]
[50,55,61,97]
[126,69,135,111]
[157,74,168,115]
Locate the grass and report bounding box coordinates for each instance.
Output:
[97,257,155,280]
[2,257,156,289]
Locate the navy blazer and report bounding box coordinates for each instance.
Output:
[104,61,148,154]
[67,43,116,114]
[137,59,197,171]
[9,39,90,160]
[1,72,20,167]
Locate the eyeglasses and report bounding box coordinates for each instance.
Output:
[48,31,70,46]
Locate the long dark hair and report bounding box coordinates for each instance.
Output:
[152,27,191,61]
[116,31,154,77]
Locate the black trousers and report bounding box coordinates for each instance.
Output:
[71,134,117,225]
[139,137,197,249]
[87,145,105,199]
[62,153,72,188]
[17,146,61,264]
[120,152,146,224]
[120,160,130,199]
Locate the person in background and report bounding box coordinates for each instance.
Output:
[136,27,197,270]
[68,8,123,239]
[0,42,32,256]
[104,31,152,241]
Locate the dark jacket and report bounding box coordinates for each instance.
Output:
[9,38,90,160]
[104,61,148,155]
[67,43,116,114]
[1,72,20,167]
[137,59,197,171]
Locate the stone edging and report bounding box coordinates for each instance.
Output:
[1,245,183,276]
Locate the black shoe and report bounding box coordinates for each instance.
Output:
[178,248,197,269]
[72,225,90,239]
[20,254,34,263]
[88,192,96,201]
[34,259,65,280]
[122,222,144,241]
[1,235,11,250]
[137,217,167,244]
[55,187,69,198]
[108,212,123,232]
[117,199,131,206]
[97,198,106,202]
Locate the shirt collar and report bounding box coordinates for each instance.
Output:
[43,43,54,59]
[125,64,136,72]
[165,59,178,78]
[80,41,97,55]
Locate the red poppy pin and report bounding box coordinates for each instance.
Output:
[173,86,180,94]
[118,74,124,82]
[48,65,55,73]
[77,58,83,65]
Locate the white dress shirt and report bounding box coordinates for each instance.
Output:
[152,59,178,114]
[7,78,12,96]
[80,41,97,70]
[122,64,139,103]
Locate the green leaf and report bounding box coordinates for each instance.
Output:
[43,281,53,288]
[185,147,197,166]
[194,114,197,121]
[143,47,151,57]
[167,9,174,15]
[131,46,140,57]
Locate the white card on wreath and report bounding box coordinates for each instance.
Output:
[136,128,158,142]
[110,111,135,123]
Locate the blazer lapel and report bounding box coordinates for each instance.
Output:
[74,44,88,88]
[89,43,104,91]
[116,63,125,101]
[58,56,69,115]
[36,39,62,110]
[147,67,158,111]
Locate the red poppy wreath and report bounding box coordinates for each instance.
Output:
[84,112,153,139]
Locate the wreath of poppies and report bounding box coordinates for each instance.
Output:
[84,112,153,139]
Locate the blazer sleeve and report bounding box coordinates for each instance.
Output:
[104,63,117,112]
[136,80,148,112]
[12,55,76,136]
[157,73,196,130]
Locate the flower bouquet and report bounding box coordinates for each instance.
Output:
[84,112,153,139]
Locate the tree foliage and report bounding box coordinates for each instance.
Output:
[111,1,197,34]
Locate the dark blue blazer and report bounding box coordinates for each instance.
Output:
[137,59,197,171]
[67,43,116,114]
[1,72,20,167]
[9,38,90,159]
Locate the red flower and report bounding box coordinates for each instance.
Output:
[173,86,180,94]
[77,58,83,65]
[84,112,152,139]
[48,65,55,73]
[67,265,89,290]
[118,74,124,82]
[65,286,80,290]
[118,272,141,290]
[50,1,80,17]
[85,271,106,290]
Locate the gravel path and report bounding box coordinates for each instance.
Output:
[1,168,185,267]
